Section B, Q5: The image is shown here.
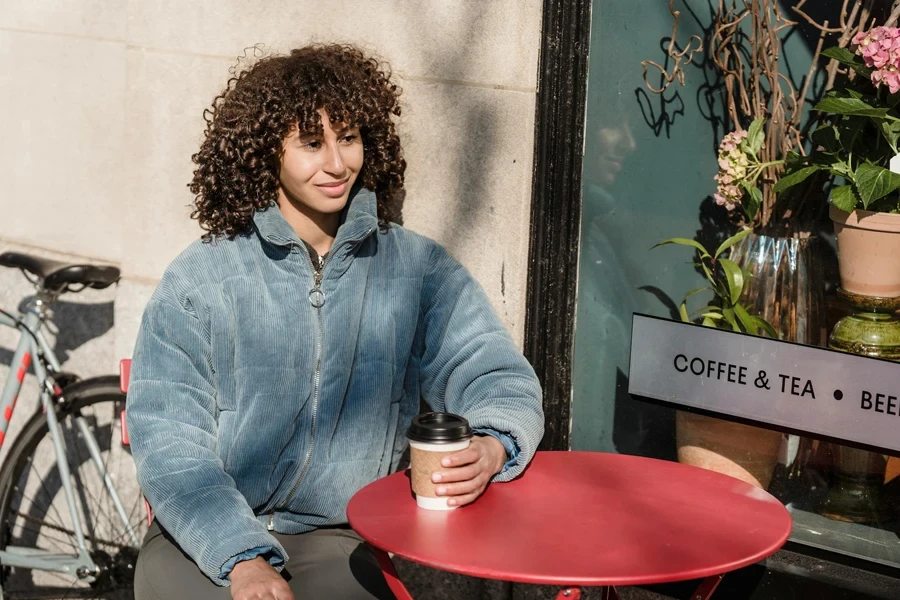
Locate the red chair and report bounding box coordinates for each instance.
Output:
[119,359,153,526]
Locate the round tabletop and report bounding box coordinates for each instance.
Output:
[347,451,792,587]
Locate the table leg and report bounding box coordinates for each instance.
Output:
[690,574,724,600]
[372,548,415,600]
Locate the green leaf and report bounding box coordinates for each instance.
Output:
[751,316,779,339]
[679,301,690,323]
[684,286,712,301]
[814,96,891,118]
[743,186,762,221]
[836,117,867,153]
[812,126,841,153]
[699,260,714,286]
[879,118,900,151]
[699,312,724,320]
[733,303,757,334]
[773,166,820,194]
[653,238,711,258]
[831,185,860,212]
[701,316,718,328]
[718,258,745,305]
[821,46,873,78]
[855,163,900,208]
[722,307,741,331]
[689,304,720,317]
[747,118,765,155]
[714,227,754,259]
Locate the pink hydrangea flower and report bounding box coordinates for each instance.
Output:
[854,26,900,94]
[713,129,750,212]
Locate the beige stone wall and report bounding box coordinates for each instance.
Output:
[0,1,541,380]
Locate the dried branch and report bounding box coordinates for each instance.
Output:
[885,0,900,27]
[641,0,703,94]
[793,0,843,32]
[642,0,892,233]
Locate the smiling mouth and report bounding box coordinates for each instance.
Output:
[316,178,350,189]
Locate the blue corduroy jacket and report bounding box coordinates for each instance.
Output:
[126,187,544,584]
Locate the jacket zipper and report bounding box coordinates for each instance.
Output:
[269,251,325,531]
[266,228,374,531]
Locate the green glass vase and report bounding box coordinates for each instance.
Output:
[820,289,900,524]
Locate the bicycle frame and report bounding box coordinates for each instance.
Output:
[0,293,139,585]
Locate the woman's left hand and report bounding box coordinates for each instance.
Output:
[430,435,507,507]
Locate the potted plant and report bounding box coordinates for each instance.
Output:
[642,0,857,348]
[655,229,780,489]
[642,1,893,493]
[776,26,900,300]
[775,25,900,522]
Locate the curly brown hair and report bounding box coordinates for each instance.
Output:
[189,44,406,238]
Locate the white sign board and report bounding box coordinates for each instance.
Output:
[628,314,900,454]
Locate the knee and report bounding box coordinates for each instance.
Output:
[134,550,166,600]
[285,544,394,600]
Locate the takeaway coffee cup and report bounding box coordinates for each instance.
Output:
[407,412,473,510]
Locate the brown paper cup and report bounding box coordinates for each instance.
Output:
[408,439,470,509]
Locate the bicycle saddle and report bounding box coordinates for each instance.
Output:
[0,251,120,292]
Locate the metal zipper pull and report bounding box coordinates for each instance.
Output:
[267,512,275,531]
[308,258,325,308]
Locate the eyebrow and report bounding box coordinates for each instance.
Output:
[296,124,357,139]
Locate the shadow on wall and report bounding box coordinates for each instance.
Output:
[396,6,497,258]
[387,8,509,600]
[0,297,114,371]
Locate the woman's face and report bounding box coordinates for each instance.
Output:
[278,109,364,216]
[594,121,636,187]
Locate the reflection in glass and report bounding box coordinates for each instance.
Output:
[573,0,900,571]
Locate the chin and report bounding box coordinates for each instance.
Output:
[310,196,351,214]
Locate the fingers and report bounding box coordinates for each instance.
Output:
[432,464,478,483]
[447,489,482,507]
[440,447,480,468]
[434,475,484,499]
[430,438,499,507]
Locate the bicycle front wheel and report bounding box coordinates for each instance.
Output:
[0,376,147,599]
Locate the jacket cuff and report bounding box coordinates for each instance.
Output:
[474,429,520,474]
[218,545,285,584]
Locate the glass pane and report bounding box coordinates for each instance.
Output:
[572,0,900,569]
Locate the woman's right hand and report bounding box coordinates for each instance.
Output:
[229,557,294,600]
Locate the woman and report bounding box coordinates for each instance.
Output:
[127,44,544,600]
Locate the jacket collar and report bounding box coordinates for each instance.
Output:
[252,186,379,253]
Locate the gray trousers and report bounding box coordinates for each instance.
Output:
[134,521,396,600]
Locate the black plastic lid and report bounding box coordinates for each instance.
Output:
[406,412,473,444]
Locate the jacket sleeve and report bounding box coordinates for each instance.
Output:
[417,243,544,481]
[126,289,287,585]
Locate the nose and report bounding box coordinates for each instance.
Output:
[620,125,636,154]
[322,141,346,176]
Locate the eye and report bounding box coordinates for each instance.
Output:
[301,140,322,150]
[341,133,359,144]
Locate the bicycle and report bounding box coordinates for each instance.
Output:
[0,250,147,599]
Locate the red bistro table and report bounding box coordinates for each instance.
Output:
[347,451,792,600]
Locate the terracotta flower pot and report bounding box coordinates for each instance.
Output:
[830,205,900,298]
[675,411,783,490]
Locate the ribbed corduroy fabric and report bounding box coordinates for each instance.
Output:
[126,187,544,585]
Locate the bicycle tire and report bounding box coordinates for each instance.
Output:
[0,376,147,599]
